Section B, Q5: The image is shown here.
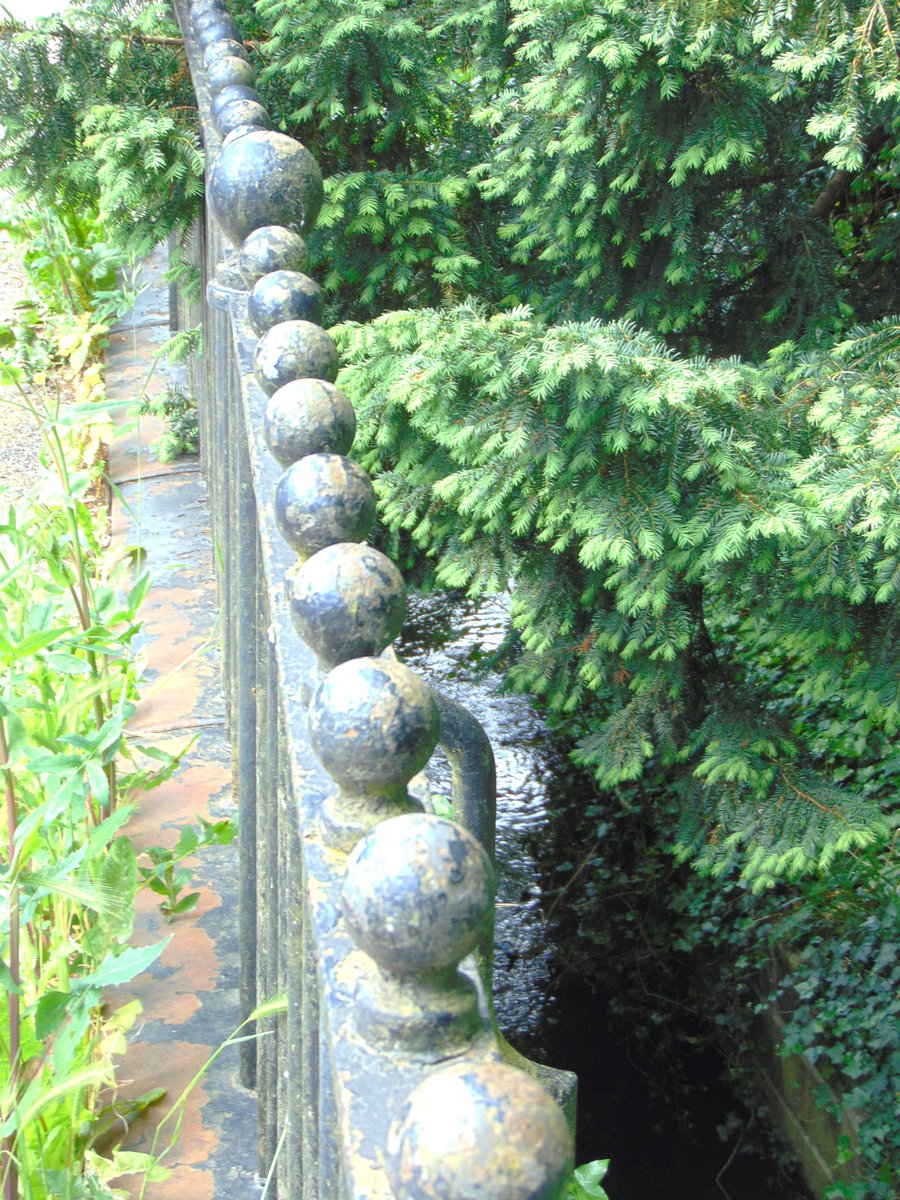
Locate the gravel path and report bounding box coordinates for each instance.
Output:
[0,231,42,496]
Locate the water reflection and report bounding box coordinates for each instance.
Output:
[399,590,565,1042]
[399,591,812,1200]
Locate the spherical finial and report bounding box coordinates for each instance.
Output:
[343,814,493,978]
[217,98,269,139]
[197,17,239,48]
[248,270,323,335]
[239,226,310,287]
[264,378,355,466]
[290,543,406,668]
[221,126,261,149]
[210,83,264,119]
[203,38,247,71]
[254,320,338,394]
[207,55,256,94]
[308,658,439,801]
[192,0,228,30]
[389,1061,573,1200]
[274,454,374,556]
[207,130,323,244]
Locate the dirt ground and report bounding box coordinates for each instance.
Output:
[0,231,42,496]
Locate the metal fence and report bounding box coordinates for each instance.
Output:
[172,2,577,1195]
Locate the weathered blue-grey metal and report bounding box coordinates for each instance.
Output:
[254,319,339,391]
[210,82,265,118]
[207,53,256,94]
[274,454,375,557]
[208,129,323,244]
[203,37,247,70]
[240,225,311,284]
[264,378,356,466]
[217,97,270,138]
[173,0,578,1193]
[291,543,406,671]
[389,1060,574,1200]
[192,3,229,31]
[248,269,324,333]
[196,17,239,47]
[342,813,492,1054]
[191,0,227,20]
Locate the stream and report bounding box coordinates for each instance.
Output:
[399,591,812,1200]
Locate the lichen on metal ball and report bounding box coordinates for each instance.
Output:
[264,378,356,466]
[254,320,338,395]
[208,130,323,246]
[239,226,310,287]
[247,269,323,334]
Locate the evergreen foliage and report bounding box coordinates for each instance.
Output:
[250,0,899,351]
[249,0,510,319]
[336,305,899,882]
[471,0,900,350]
[0,0,204,259]
[241,0,900,886]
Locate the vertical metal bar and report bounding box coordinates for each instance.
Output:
[275,744,290,1198]
[253,598,269,1121]
[318,1023,340,1200]
[258,636,280,1177]
[285,803,305,1193]
[301,886,320,1200]
[235,411,259,1087]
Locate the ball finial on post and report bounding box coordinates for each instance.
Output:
[308,659,439,849]
[291,543,406,670]
[248,270,324,334]
[342,813,494,1054]
[264,378,356,467]
[274,454,374,560]
[389,1059,574,1200]
[254,320,339,394]
[239,226,310,287]
[208,129,323,245]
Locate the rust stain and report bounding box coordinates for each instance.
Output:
[113,1039,217,1200]
[125,759,231,848]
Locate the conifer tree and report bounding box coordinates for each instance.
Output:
[251,0,513,319]
[0,0,204,258]
[244,0,899,881]
[334,305,900,882]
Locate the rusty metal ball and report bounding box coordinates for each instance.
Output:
[274,453,374,556]
[291,542,406,668]
[389,1060,573,1200]
[309,659,439,798]
[248,269,323,335]
[208,130,322,245]
[264,378,355,467]
[254,320,338,395]
[342,814,492,977]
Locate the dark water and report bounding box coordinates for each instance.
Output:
[399,592,811,1200]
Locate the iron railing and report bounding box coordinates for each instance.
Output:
[172,2,577,1195]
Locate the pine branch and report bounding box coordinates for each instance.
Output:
[810,126,891,220]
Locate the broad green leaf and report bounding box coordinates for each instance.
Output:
[73,938,171,991]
